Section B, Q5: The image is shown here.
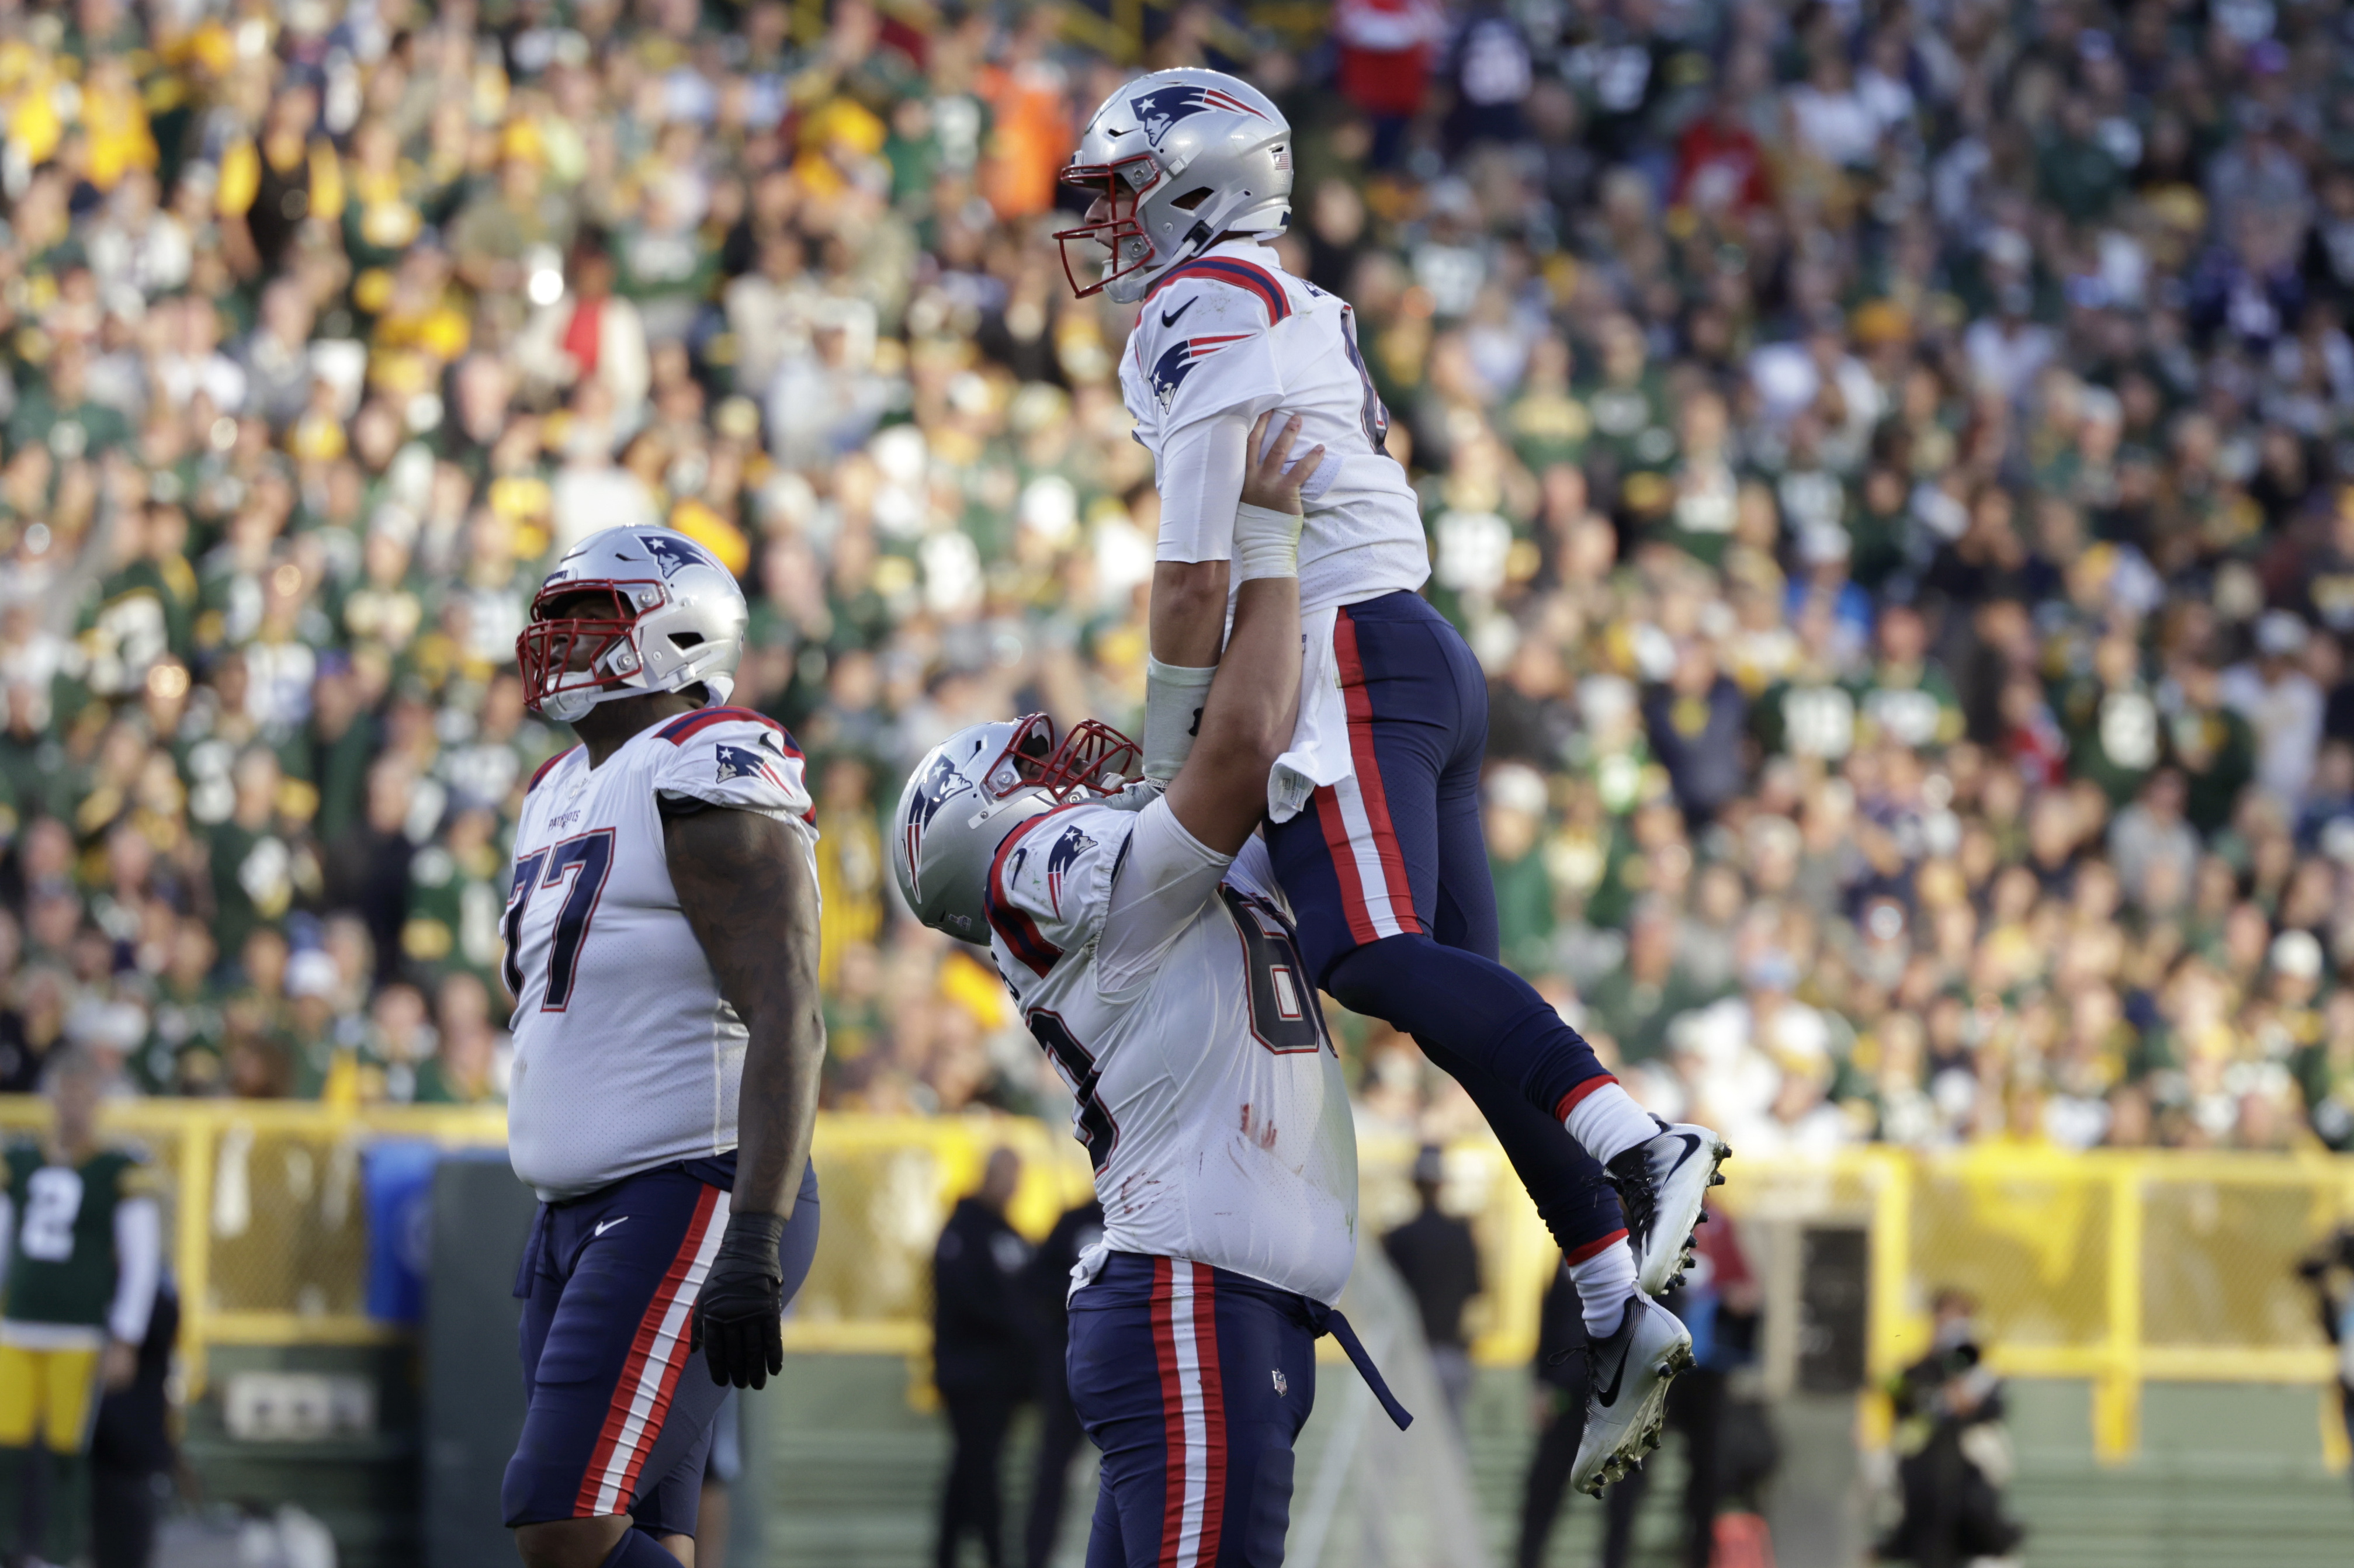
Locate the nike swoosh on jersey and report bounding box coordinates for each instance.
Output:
[1161,297,1197,329]
[594,1216,629,1237]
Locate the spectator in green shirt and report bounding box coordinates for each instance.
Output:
[1582,899,1724,1068]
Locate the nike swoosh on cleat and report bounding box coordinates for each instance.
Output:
[1593,1337,1632,1407]
[1161,299,1197,329]
[1662,1133,1703,1179]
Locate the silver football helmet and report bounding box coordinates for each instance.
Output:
[890,714,1139,943]
[1056,69,1292,304]
[516,526,748,723]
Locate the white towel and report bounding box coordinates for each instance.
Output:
[1268,604,1354,823]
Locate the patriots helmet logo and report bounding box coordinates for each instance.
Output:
[716,744,789,790]
[1129,82,1267,145]
[639,533,717,579]
[1045,824,1095,914]
[902,752,976,899]
[1147,334,1252,411]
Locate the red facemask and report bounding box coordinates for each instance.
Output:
[983,713,1141,801]
[515,579,664,714]
[1053,154,1160,299]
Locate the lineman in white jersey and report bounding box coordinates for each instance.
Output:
[1059,68,1721,1493]
[500,526,825,1568]
[893,418,1412,1567]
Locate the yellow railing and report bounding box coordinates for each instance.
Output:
[3,1099,2350,1459]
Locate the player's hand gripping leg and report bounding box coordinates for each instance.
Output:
[691,1211,786,1389]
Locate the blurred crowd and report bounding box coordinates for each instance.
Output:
[4,0,2354,1157]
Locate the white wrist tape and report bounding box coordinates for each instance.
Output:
[1143,657,1219,782]
[1231,501,1302,581]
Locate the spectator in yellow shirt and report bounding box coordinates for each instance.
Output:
[217,82,342,279]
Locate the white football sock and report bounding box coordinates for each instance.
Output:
[1569,1239,1641,1338]
[1563,1081,1661,1165]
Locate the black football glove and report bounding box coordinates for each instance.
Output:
[692,1210,786,1389]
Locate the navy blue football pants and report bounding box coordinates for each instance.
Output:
[504,1155,820,1538]
[1264,591,1627,1260]
[1069,1254,1321,1567]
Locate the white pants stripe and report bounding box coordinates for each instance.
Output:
[1169,1262,1209,1568]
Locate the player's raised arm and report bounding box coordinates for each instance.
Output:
[1163,412,1322,854]
[665,801,826,1389]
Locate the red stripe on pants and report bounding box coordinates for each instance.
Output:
[1152,1257,1188,1567]
[573,1184,720,1516]
[1332,606,1422,935]
[1311,784,1379,947]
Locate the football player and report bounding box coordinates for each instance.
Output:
[893,415,1433,1566]
[502,526,825,1568]
[0,1048,162,1567]
[1058,70,1719,1492]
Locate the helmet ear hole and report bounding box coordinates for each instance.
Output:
[670,632,705,650]
[1173,187,1213,210]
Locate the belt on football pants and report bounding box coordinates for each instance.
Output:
[1303,1303,1414,1431]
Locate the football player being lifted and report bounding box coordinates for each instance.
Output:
[502,526,824,1567]
[1058,70,1725,1490]
[896,415,1419,1564]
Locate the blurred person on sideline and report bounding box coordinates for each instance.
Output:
[1601,1212,1767,1568]
[2296,1228,2354,1500]
[1384,1144,1484,1432]
[0,1049,162,1568]
[1513,1264,1589,1568]
[1020,1195,1103,1568]
[1878,1289,2024,1568]
[932,1147,1036,1568]
[88,1278,176,1568]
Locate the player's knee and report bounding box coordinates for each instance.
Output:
[1320,932,1430,1019]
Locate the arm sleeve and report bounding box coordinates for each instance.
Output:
[1155,412,1250,564]
[648,710,817,828]
[1147,297,1287,563]
[109,1194,161,1344]
[1096,797,1235,988]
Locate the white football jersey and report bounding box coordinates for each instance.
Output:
[1120,240,1430,615]
[986,797,1358,1305]
[504,706,819,1201]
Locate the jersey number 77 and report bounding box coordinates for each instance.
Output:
[501,828,618,1010]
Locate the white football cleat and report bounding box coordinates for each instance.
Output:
[1604,1121,1729,1296]
[1572,1292,1694,1497]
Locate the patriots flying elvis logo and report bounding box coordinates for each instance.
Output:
[1046,824,1094,914]
[901,752,976,899]
[716,744,789,791]
[1129,82,1266,144]
[639,533,717,579]
[1148,334,1252,411]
